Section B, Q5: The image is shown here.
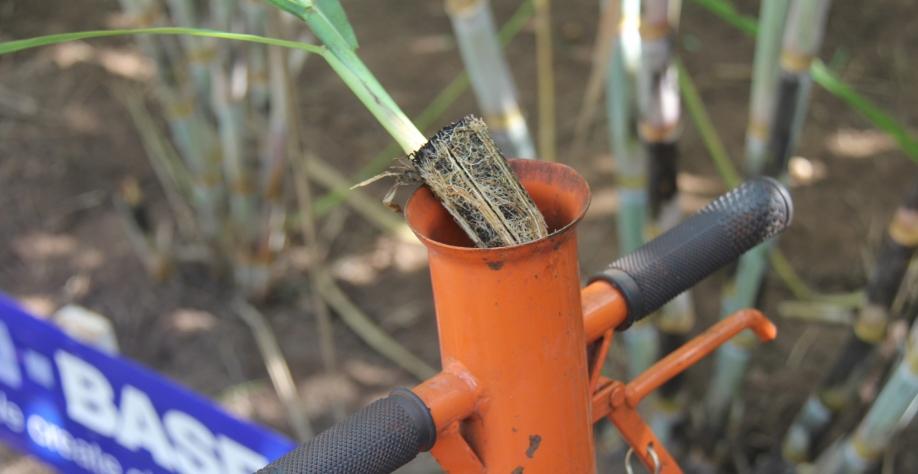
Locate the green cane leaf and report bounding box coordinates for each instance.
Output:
[0,27,325,56]
[266,0,358,51]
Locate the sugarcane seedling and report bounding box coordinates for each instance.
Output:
[271,0,548,247]
[312,0,536,216]
[783,179,918,463]
[275,0,544,249]
[705,0,833,441]
[252,2,418,401]
[814,318,918,473]
[446,0,536,158]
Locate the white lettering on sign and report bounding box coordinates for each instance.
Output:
[55,350,269,473]
[117,385,176,470]
[220,435,274,473]
[0,322,21,388]
[165,411,221,474]
[0,390,24,432]
[56,351,120,435]
[27,414,122,474]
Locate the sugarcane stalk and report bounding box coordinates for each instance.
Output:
[638,0,681,227]
[717,0,788,325]
[446,0,536,159]
[765,0,832,177]
[533,0,556,162]
[679,59,863,309]
[635,0,695,440]
[705,0,832,440]
[815,320,918,473]
[165,0,213,98]
[119,0,225,238]
[783,180,918,462]
[212,61,256,240]
[690,0,918,165]
[606,0,658,383]
[744,0,791,176]
[241,0,270,109]
[572,0,621,152]
[605,0,646,258]
[117,86,198,239]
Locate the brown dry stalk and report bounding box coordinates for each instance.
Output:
[410,116,548,248]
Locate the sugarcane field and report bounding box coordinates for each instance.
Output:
[2,0,917,473]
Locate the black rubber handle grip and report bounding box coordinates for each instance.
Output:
[257,389,435,474]
[590,177,793,329]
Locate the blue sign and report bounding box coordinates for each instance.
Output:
[0,294,294,473]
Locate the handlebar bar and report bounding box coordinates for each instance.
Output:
[590,177,793,329]
[257,389,435,474]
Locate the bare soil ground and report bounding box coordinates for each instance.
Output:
[1,0,917,472]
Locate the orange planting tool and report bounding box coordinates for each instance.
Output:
[260,160,793,474]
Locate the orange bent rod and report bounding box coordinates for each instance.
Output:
[626,309,776,406]
[590,309,777,474]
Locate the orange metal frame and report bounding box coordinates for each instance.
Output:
[404,160,777,473]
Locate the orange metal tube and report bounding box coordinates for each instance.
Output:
[625,309,776,407]
[406,159,595,473]
[412,361,481,431]
[582,281,628,342]
[589,330,614,394]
